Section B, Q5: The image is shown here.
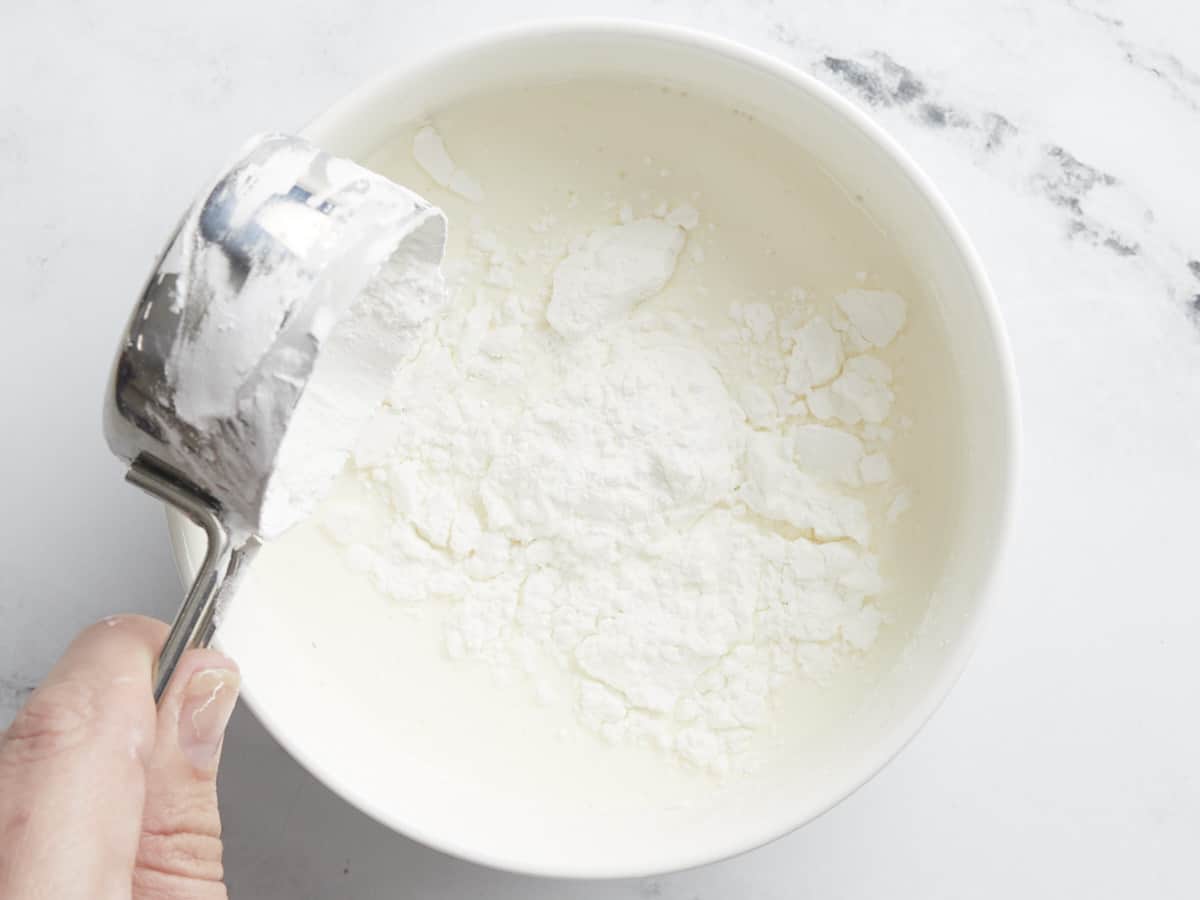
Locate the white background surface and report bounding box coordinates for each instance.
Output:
[3,1,1199,897]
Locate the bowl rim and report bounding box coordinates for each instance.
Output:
[169,16,1020,880]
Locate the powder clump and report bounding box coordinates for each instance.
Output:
[413,125,485,202]
[327,196,909,775]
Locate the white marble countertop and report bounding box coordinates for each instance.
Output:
[3,1,1198,897]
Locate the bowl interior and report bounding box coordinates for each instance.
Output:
[170,23,1015,878]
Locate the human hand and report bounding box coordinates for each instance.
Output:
[0,616,239,899]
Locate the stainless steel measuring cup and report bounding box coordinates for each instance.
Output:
[104,134,446,701]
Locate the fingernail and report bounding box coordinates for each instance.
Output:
[179,668,240,771]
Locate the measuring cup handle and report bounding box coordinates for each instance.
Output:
[125,458,254,703]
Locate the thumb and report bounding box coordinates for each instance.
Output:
[134,649,239,900]
[0,615,163,899]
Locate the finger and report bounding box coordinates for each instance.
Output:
[134,648,239,900]
[0,615,165,900]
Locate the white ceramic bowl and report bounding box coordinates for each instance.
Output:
[169,20,1018,879]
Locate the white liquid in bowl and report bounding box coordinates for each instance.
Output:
[208,76,969,873]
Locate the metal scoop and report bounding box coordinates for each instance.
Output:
[104,134,446,701]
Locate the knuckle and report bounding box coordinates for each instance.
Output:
[135,825,225,891]
[143,783,223,838]
[0,678,96,765]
